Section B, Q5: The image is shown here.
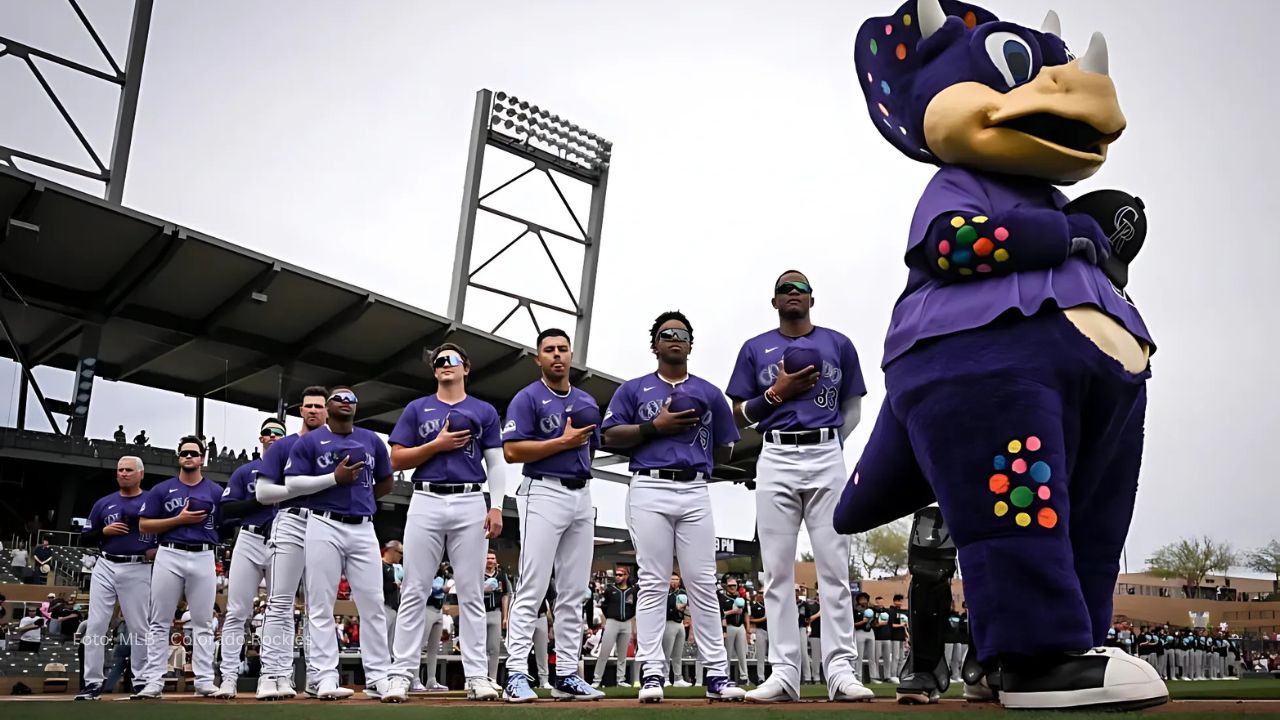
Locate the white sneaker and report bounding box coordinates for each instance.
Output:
[194,682,218,697]
[673,679,692,688]
[889,676,900,683]
[830,674,875,702]
[316,678,348,700]
[426,681,449,692]
[409,680,429,694]
[745,676,797,703]
[213,678,238,699]
[590,681,602,689]
[274,676,297,699]
[1000,647,1168,710]
[379,676,409,704]
[466,676,501,701]
[131,681,164,700]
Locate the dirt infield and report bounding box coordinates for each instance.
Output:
[6,694,1279,714]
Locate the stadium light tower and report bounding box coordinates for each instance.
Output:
[448,89,612,363]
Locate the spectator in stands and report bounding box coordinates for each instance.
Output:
[0,592,8,638]
[166,630,186,677]
[49,593,81,638]
[251,448,261,461]
[207,437,218,459]
[17,607,43,651]
[338,576,351,600]
[114,425,127,443]
[220,446,233,462]
[33,539,52,573]
[10,544,29,582]
[133,430,148,446]
[236,448,249,462]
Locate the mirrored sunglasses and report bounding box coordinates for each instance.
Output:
[328,391,358,404]
[775,280,813,295]
[178,450,203,458]
[656,328,692,343]
[433,354,465,368]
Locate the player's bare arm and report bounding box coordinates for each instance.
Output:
[373,474,394,498]
[602,404,699,448]
[503,417,595,463]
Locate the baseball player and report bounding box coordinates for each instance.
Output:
[286,386,397,701]
[531,585,554,689]
[748,588,768,685]
[251,385,334,700]
[383,343,508,702]
[665,574,689,686]
[854,592,877,684]
[721,578,749,684]
[601,310,745,703]
[132,436,224,699]
[501,328,605,703]
[417,563,450,691]
[213,417,287,698]
[727,271,873,703]
[75,456,156,700]
[592,565,638,688]
[482,552,511,680]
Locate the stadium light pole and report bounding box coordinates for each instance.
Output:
[447,88,612,363]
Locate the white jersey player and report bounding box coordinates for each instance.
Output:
[132,436,224,699]
[252,386,337,700]
[212,417,287,698]
[76,456,156,701]
[500,329,604,703]
[600,311,746,704]
[382,343,508,703]
[727,271,873,703]
[285,387,398,702]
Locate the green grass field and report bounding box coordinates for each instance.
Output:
[1,680,1275,720]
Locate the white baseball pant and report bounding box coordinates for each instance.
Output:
[422,604,446,685]
[392,490,488,679]
[946,641,965,680]
[626,475,728,679]
[486,609,503,678]
[259,510,314,680]
[857,630,877,682]
[808,636,825,683]
[219,529,271,682]
[725,624,748,681]
[505,477,593,680]
[140,546,216,686]
[664,621,686,681]
[304,515,393,685]
[592,617,632,685]
[875,638,893,680]
[755,437,859,697]
[82,558,152,687]
[753,628,768,683]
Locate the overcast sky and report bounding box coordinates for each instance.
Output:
[1,0,1276,571]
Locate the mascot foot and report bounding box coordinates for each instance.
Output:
[895,672,941,704]
[1000,647,1169,711]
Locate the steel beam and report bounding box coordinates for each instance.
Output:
[575,165,609,363]
[447,89,493,324]
[104,0,153,205]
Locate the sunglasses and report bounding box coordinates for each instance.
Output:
[178,450,203,458]
[775,280,813,295]
[433,354,465,368]
[261,427,286,438]
[655,328,692,343]
[328,391,358,404]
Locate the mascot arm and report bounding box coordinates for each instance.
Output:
[834,400,936,535]
[913,208,1108,281]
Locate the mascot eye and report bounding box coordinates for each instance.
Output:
[984,32,1035,88]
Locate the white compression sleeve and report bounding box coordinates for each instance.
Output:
[483,447,508,510]
[839,396,863,442]
[255,481,290,505]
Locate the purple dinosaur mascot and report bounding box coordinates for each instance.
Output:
[834,0,1166,710]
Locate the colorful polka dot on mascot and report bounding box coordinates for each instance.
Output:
[834,0,1166,711]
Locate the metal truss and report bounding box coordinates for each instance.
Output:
[0,0,154,203]
[449,88,611,362]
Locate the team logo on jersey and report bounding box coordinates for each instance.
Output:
[539,412,563,435]
[639,400,663,422]
[163,496,189,513]
[502,420,517,437]
[418,418,446,438]
[694,426,711,449]
[104,512,121,526]
[317,450,376,487]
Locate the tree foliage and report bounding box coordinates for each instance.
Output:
[1247,539,1280,592]
[851,519,910,578]
[1145,536,1236,591]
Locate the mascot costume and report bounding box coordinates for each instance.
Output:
[833,0,1166,711]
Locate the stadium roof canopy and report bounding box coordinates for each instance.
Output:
[0,165,623,434]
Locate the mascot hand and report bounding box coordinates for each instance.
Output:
[1066,213,1110,265]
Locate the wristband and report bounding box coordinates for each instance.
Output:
[743,394,781,424]
[765,387,783,405]
[639,421,659,440]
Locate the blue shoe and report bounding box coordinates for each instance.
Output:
[75,683,103,701]
[551,674,605,701]
[639,675,664,703]
[706,675,746,701]
[505,673,538,703]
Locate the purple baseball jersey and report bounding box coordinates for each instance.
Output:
[84,491,155,556]
[256,433,310,509]
[884,166,1154,367]
[222,458,275,528]
[139,476,224,545]
[285,426,391,517]
[389,395,502,484]
[601,373,739,476]
[726,327,867,433]
[501,380,601,480]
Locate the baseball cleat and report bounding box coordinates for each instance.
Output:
[213,678,238,699]
[466,676,501,701]
[832,674,876,702]
[705,675,745,702]
[194,682,218,697]
[745,676,797,703]
[504,672,538,703]
[131,681,164,700]
[638,675,664,703]
[551,674,604,701]
[75,683,103,701]
[378,676,408,703]
[315,678,348,700]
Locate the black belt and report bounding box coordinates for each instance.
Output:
[161,541,216,552]
[312,511,370,525]
[641,468,703,481]
[103,552,150,564]
[284,507,310,517]
[765,428,837,446]
[527,474,588,490]
[416,482,482,494]
[240,524,267,537]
